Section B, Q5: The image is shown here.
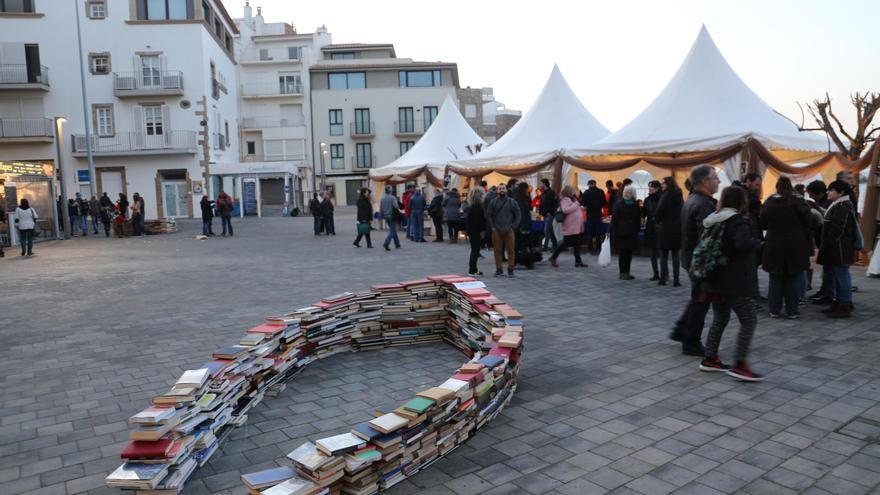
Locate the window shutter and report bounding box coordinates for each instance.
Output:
[161,104,171,134]
[133,105,144,132]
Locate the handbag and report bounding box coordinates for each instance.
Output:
[356,222,370,235]
[553,208,566,223]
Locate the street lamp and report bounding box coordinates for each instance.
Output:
[53,116,72,240]
[319,142,327,192]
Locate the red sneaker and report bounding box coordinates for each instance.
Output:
[727,362,764,382]
[699,357,731,372]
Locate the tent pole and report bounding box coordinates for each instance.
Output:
[551,156,563,193]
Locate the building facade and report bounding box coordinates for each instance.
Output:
[457,86,521,145]
[309,44,459,205]
[230,2,330,214]
[0,0,239,220]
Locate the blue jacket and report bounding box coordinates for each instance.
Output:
[409,192,426,214]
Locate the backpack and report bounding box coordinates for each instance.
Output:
[689,222,727,281]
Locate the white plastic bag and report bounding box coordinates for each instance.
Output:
[868,236,880,277]
[598,237,612,267]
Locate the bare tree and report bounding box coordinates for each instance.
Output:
[801,92,879,160]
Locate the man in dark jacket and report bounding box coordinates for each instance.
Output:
[308,193,322,235]
[672,165,720,355]
[320,192,335,235]
[409,188,426,242]
[538,179,558,251]
[581,180,606,253]
[200,196,215,236]
[428,190,444,242]
[486,184,521,277]
[743,173,764,303]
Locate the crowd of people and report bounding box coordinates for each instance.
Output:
[55,191,144,239]
[199,191,236,237]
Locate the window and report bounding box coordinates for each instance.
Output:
[354,108,370,135]
[330,144,344,169]
[465,104,477,119]
[331,52,355,60]
[328,109,343,136]
[400,141,415,156]
[398,107,414,133]
[0,0,35,13]
[246,141,256,155]
[214,18,222,38]
[93,104,114,136]
[259,48,270,61]
[89,53,110,75]
[143,105,163,135]
[278,72,301,94]
[423,106,438,129]
[143,0,189,20]
[88,1,107,19]
[140,55,161,87]
[288,47,302,60]
[328,72,365,90]
[225,33,232,52]
[399,70,441,87]
[201,0,211,21]
[355,143,372,168]
[224,120,230,146]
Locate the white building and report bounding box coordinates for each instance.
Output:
[0,0,239,219]
[309,44,459,205]
[230,2,330,214]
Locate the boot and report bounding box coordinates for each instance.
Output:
[549,258,559,267]
[820,303,839,314]
[827,305,851,318]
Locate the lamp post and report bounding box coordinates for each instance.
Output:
[319,142,327,191]
[53,117,72,240]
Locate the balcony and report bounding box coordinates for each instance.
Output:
[71,131,197,157]
[240,116,300,129]
[0,64,49,90]
[241,81,303,98]
[0,118,53,143]
[113,71,184,97]
[394,120,424,136]
[351,155,375,169]
[350,121,375,138]
[213,133,227,151]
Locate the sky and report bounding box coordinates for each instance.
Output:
[222,0,879,133]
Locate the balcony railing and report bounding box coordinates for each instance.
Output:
[352,155,375,169]
[213,133,227,151]
[241,116,300,129]
[0,64,49,87]
[241,81,303,97]
[394,120,424,136]
[113,71,184,95]
[71,131,197,155]
[350,121,375,137]
[0,118,52,139]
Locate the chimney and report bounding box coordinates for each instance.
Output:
[243,1,252,20]
[316,25,328,34]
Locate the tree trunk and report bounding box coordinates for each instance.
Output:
[860,143,880,252]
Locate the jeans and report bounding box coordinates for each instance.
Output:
[798,271,808,299]
[543,217,557,250]
[221,216,233,236]
[137,213,145,235]
[70,215,80,235]
[674,274,711,346]
[446,222,459,242]
[411,212,424,241]
[768,273,800,315]
[618,248,633,274]
[468,230,482,273]
[313,215,322,235]
[323,214,335,234]
[406,213,414,239]
[202,219,213,235]
[830,265,852,305]
[661,249,680,282]
[354,222,373,247]
[91,214,99,233]
[81,215,90,234]
[819,265,832,298]
[550,234,583,264]
[19,228,34,255]
[132,214,141,236]
[491,230,515,271]
[704,296,757,363]
[384,218,400,247]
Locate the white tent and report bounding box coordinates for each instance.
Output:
[573,26,829,156]
[450,65,610,172]
[369,95,485,181]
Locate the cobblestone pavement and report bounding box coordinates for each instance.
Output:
[1,210,878,495]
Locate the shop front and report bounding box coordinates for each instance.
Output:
[1,160,58,246]
[210,161,302,217]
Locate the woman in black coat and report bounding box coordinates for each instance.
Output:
[465,188,487,275]
[199,196,215,236]
[353,188,373,248]
[817,180,857,318]
[611,185,642,280]
[642,181,662,281]
[760,176,812,318]
[654,176,684,286]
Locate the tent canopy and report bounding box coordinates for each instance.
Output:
[450,65,610,171]
[572,26,829,156]
[369,95,485,180]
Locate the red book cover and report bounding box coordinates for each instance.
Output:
[489,345,512,359]
[371,283,404,291]
[443,277,477,284]
[121,439,175,459]
[426,274,460,281]
[246,323,286,335]
[474,304,492,313]
[461,288,490,296]
[400,278,432,287]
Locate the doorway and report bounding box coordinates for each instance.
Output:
[345,179,363,206]
[162,182,188,218]
[99,169,124,200]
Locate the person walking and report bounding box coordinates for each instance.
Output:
[88,195,100,234]
[216,191,234,236]
[643,180,662,281]
[817,180,857,318]
[320,192,335,235]
[200,196,215,236]
[548,185,586,268]
[76,193,90,236]
[13,198,37,257]
[610,185,642,280]
[760,176,811,319]
[698,186,764,381]
[428,189,444,242]
[380,186,402,250]
[538,179,558,252]
[442,188,462,243]
[485,183,521,277]
[409,188,426,242]
[655,176,683,286]
[130,193,143,236]
[68,198,81,237]
[465,187,487,275]
[672,165,720,356]
[354,188,374,248]
[581,180,606,254]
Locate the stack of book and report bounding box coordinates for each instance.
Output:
[107,276,523,494]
